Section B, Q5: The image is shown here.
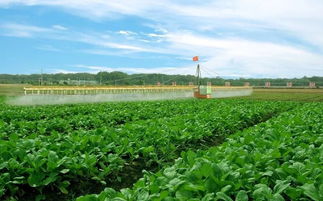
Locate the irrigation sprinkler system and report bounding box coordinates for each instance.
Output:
[193,56,212,99]
[21,56,253,103]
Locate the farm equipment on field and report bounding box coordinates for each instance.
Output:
[193,57,212,99]
[191,56,252,99]
[21,56,252,104]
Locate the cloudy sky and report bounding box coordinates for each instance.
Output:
[0,0,322,78]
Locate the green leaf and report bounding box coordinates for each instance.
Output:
[261,171,273,177]
[319,184,323,198]
[58,180,70,194]
[11,176,25,184]
[60,168,70,174]
[0,162,7,170]
[42,172,58,185]
[76,195,99,201]
[216,192,233,201]
[185,150,197,166]
[169,178,185,189]
[137,190,149,201]
[159,191,169,200]
[0,188,5,197]
[47,151,59,170]
[273,180,290,194]
[120,188,132,199]
[301,183,320,201]
[58,186,68,194]
[253,184,272,200]
[201,193,215,201]
[182,183,205,192]
[235,190,248,201]
[285,187,302,200]
[142,146,154,154]
[273,193,285,201]
[221,185,232,193]
[164,167,176,178]
[28,173,45,187]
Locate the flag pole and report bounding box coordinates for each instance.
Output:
[193,56,200,87]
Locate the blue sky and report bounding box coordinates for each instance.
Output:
[0,0,322,78]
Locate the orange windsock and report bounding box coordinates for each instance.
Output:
[192,56,199,61]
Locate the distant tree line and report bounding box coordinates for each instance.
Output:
[0,72,322,87]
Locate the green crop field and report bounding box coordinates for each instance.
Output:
[0,89,322,201]
[79,102,322,201]
[237,88,323,102]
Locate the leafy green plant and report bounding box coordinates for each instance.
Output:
[77,102,323,201]
[0,99,297,200]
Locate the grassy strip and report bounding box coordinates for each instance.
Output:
[0,84,27,96]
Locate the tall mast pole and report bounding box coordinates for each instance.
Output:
[193,56,200,87]
[196,64,201,87]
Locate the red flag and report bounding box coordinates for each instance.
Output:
[192,56,199,61]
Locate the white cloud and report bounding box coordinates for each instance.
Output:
[160,32,323,77]
[0,23,51,37]
[52,25,68,30]
[0,23,159,52]
[50,69,79,74]
[118,30,137,36]
[2,0,323,46]
[1,0,323,77]
[74,64,194,75]
[146,33,165,38]
[0,0,163,19]
[81,49,128,56]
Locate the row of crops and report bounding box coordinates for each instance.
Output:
[77,102,323,201]
[0,100,218,137]
[0,98,322,200]
[236,89,323,102]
